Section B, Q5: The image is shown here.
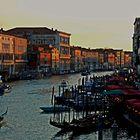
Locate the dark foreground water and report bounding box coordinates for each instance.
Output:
[0,72,133,140]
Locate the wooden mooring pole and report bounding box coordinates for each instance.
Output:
[98,114,103,140]
[111,120,118,140]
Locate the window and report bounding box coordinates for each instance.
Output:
[2,43,10,52]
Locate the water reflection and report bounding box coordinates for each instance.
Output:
[52,130,74,140]
[1,71,127,140]
[52,129,130,140]
[52,130,102,140]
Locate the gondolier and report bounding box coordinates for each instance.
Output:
[0,75,3,84]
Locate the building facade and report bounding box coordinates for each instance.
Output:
[6,27,71,74]
[90,49,98,70]
[124,51,132,68]
[133,18,140,74]
[0,33,27,77]
[51,47,60,74]
[70,46,82,72]
[0,33,14,75]
[114,49,124,69]
[13,36,27,73]
[58,31,71,74]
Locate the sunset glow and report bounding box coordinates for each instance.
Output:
[1,0,140,51]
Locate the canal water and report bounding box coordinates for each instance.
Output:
[0,72,132,140]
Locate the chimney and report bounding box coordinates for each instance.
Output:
[0,28,3,32]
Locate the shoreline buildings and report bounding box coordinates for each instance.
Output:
[0,26,132,79]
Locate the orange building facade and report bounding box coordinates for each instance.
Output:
[59,31,71,74]
[115,50,124,68]
[124,51,132,68]
[0,33,27,76]
[14,36,27,73]
[0,33,14,74]
[51,47,60,74]
[70,46,82,72]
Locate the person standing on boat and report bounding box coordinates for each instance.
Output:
[0,75,3,84]
[132,133,139,140]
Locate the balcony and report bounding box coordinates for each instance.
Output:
[60,54,71,59]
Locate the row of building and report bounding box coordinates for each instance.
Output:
[133,18,140,75]
[0,27,132,77]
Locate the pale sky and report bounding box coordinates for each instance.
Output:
[0,0,140,51]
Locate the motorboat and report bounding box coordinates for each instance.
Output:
[40,105,70,113]
[81,71,89,76]
[59,80,69,88]
[2,84,12,93]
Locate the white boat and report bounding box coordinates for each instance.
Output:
[2,84,12,93]
[40,105,70,113]
[59,80,69,88]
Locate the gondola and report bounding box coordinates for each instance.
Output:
[2,84,12,93]
[0,87,4,96]
[50,113,112,133]
[0,108,8,128]
[0,84,12,96]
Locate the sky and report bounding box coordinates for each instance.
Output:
[0,0,140,51]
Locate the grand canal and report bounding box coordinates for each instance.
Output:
[0,72,133,140]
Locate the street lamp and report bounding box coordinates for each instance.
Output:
[48,44,53,74]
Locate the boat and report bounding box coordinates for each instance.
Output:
[122,99,140,131]
[81,71,89,76]
[135,81,140,90]
[0,84,11,95]
[59,80,69,88]
[0,108,8,128]
[0,87,4,96]
[102,88,140,103]
[40,105,70,113]
[0,116,4,122]
[84,80,93,92]
[50,118,71,130]
[0,116,5,128]
[54,80,74,106]
[105,85,135,91]
[50,114,97,131]
[2,84,12,93]
[40,86,70,113]
[50,113,113,132]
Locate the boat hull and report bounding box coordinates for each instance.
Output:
[40,106,70,113]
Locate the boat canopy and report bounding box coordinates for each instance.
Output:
[108,76,124,82]
[105,85,135,90]
[133,102,140,112]
[102,89,140,97]
[60,80,69,87]
[123,89,140,96]
[125,99,140,107]
[105,85,121,90]
[126,99,140,112]
[102,89,123,96]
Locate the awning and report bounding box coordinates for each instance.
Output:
[102,89,123,96]
[123,89,140,96]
